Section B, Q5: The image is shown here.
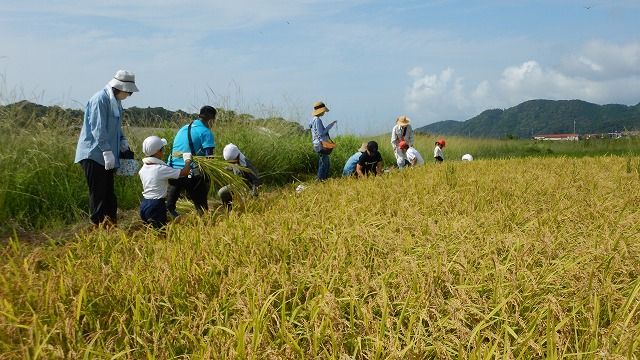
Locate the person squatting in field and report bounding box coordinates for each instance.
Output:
[166,106,216,217]
[342,143,367,177]
[356,141,384,177]
[398,141,425,167]
[138,136,192,229]
[391,116,414,169]
[75,70,139,228]
[218,143,261,211]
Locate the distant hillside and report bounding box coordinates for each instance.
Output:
[0,101,305,133]
[415,99,640,138]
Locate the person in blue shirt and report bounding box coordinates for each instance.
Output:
[74,70,139,228]
[342,143,367,176]
[309,101,337,181]
[166,106,216,216]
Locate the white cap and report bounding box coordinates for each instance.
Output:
[223,143,241,161]
[462,154,473,161]
[142,136,167,156]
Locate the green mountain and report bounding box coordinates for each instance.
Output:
[415,99,640,138]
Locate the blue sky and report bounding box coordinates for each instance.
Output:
[1,0,639,135]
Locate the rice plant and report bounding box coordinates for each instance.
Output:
[1,155,640,358]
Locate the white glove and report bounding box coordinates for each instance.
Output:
[120,139,129,152]
[103,151,115,170]
[183,152,192,161]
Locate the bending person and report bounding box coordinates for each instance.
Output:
[218,143,261,211]
[166,106,216,216]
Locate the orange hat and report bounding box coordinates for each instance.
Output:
[398,141,409,149]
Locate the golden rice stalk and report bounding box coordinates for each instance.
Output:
[190,155,251,191]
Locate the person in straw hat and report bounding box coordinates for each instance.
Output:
[75,69,139,229]
[309,101,337,181]
[391,116,415,169]
[342,142,368,177]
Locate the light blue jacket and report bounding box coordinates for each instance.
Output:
[309,116,335,151]
[342,151,363,176]
[74,87,126,167]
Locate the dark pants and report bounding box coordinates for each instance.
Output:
[80,159,117,225]
[166,175,210,215]
[140,198,168,229]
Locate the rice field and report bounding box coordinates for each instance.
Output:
[2,155,639,358]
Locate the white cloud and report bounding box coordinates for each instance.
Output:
[405,40,640,125]
[558,41,640,80]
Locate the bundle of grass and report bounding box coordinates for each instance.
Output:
[168,153,250,190]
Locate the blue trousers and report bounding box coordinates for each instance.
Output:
[317,152,330,181]
[140,198,168,229]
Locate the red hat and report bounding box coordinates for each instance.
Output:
[398,141,409,149]
[437,139,446,148]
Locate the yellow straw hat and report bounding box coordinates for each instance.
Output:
[312,101,330,116]
[396,116,411,126]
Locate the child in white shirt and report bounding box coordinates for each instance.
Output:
[434,139,445,163]
[138,135,191,228]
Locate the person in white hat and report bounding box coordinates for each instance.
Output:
[138,136,192,229]
[74,70,139,228]
[462,154,473,161]
[218,143,260,211]
[391,116,414,169]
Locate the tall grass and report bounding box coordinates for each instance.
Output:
[2,103,640,232]
[1,156,639,358]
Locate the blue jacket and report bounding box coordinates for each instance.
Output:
[74,87,126,166]
[342,151,363,176]
[168,120,215,169]
[309,116,335,151]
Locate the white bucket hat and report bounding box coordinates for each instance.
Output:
[142,135,167,156]
[108,70,140,92]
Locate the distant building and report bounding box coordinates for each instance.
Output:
[533,133,579,141]
[583,132,624,139]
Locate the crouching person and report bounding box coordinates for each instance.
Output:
[138,135,191,229]
[218,143,261,211]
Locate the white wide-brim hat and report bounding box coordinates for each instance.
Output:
[108,70,140,92]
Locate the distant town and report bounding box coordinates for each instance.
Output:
[533,130,640,141]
